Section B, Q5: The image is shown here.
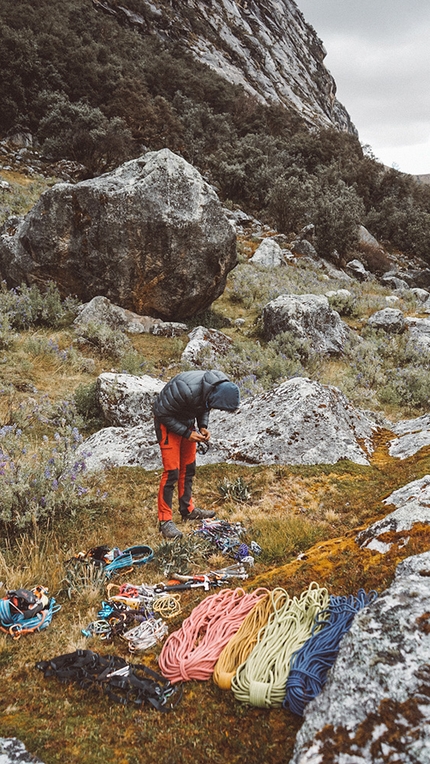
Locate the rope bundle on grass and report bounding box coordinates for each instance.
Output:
[231,582,329,708]
[158,587,268,683]
[213,590,273,690]
[284,588,378,716]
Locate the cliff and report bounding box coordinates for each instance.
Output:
[92,0,356,134]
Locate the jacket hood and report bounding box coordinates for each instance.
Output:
[207,381,240,411]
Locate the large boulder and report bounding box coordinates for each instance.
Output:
[289,550,430,764]
[0,149,237,320]
[78,376,378,471]
[262,294,349,354]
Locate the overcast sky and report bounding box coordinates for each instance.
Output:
[298,0,430,175]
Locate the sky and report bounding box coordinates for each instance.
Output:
[297,0,430,175]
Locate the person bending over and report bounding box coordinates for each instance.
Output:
[153,370,240,539]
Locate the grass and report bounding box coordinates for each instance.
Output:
[0,193,429,761]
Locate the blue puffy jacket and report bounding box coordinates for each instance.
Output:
[153,370,239,439]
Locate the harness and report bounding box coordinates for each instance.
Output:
[36,649,182,712]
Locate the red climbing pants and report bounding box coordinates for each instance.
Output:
[156,422,196,522]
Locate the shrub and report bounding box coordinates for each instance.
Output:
[0,281,80,329]
[75,320,132,360]
[0,422,102,534]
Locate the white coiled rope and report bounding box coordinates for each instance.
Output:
[231,582,329,708]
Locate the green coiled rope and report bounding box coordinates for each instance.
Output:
[231,582,329,708]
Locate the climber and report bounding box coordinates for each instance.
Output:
[153,370,240,540]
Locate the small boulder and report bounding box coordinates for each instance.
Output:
[367,307,406,333]
[96,372,165,427]
[249,238,289,266]
[74,296,187,336]
[406,316,430,352]
[380,273,409,290]
[345,258,369,281]
[181,326,233,366]
[262,294,349,354]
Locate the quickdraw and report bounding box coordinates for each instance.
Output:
[193,520,262,564]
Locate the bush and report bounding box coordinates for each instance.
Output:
[0,281,80,329]
[75,320,132,360]
[0,422,101,534]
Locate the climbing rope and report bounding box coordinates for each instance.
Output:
[231,582,329,708]
[284,588,378,716]
[158,587,268,683]
[0,587,60,638]
[213,590,272,690]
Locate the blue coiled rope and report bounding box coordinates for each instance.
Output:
[283,588,378,716]
[0,596,60,636]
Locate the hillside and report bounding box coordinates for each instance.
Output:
[0,2,430,762]
[2,0,430,264]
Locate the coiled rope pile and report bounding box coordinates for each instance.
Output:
[231,582,329,708]
[158,587,268,683]
[213,590,273,690]
[284,588,378,715]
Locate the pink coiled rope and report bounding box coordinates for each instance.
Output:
[158,587,269,683]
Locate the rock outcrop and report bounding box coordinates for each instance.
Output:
[388,414,430,460]
[357,475,430,553]
[79,375,379,471]
[0,149,237,320]
[262,294,349,354]
[289,551,430,764]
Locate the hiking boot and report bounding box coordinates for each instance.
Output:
[159,520,183,540]
[184,507,216,521]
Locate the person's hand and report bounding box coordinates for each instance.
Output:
[199,428,211,441]
[188,430,207,442]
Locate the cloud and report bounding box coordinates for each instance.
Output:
[298,0,430,173]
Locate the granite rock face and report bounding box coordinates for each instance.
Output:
[92,0,356,134]
[0,149,237,320]
[289,551,430,764]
